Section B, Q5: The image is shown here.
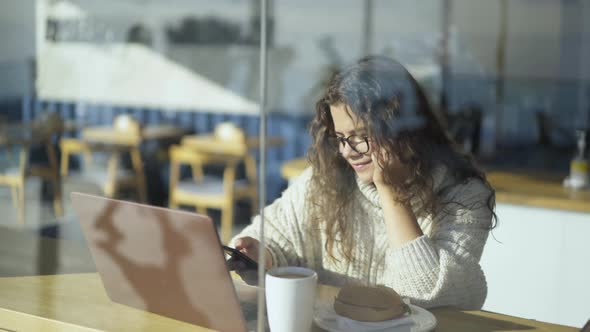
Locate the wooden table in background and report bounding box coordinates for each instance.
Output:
[281,157,308,181]
[73,125,186,203]
[81,125,185,146]
[0,273,576,332]
[279,158,590,213]
[182,134,284,156]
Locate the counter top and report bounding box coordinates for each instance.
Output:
[280,158,590,213]
[486,170,590,213]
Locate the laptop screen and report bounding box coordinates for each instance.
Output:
[71,192,251,332]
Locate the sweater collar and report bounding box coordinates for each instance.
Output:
[356,165,448,208]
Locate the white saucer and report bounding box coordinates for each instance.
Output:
[314,303,436,332]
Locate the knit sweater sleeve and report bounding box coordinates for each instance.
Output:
[380,179,494,310]
[230,167,313,268]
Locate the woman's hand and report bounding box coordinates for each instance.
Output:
[228,237,273,285]
[371,150,412,204]
[371,150,408,187]
[231,236,273,270]
[371,151,422,248]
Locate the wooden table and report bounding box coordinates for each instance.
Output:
[81,125,185,147]
[70,124,186,203]
[182,134,284,156]
[0,274,211,332]
[0,273,576,332]
[281,157,309,180]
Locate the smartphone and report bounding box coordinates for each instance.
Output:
[222,245,259,270]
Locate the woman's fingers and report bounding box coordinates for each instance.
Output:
[234,237,259,259]
[235,236,256,251]
[233,236,273,270]
[228,237,261,285]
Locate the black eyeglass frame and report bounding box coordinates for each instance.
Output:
[329,134,370,154]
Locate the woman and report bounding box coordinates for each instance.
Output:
[232,55,496,309]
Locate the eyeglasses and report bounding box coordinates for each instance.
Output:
[328,134,370,154]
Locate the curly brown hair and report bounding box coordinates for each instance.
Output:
[307,55,496,263]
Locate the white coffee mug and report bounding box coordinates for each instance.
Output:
[265,266,318,332]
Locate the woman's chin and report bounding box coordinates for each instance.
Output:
[355,166,374,183]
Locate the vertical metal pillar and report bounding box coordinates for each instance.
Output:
[257,0,269,331]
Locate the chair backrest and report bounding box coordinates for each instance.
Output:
[216,122,258,182]
[169,145,204,170]
[169,145,204,189]
[214,122,245,142]
[168,144,240,197]
[213,122,248,156]
[33,112,64,138]
[114,115,142,136]
[113,115,142,146]
[213,122,257,186]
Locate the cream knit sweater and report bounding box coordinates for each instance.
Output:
[234,166,493,310]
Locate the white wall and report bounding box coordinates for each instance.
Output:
[481,203,590,328]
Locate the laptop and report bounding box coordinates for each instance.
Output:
[71,192,258,332]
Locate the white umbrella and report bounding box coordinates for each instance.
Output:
[48,0,88,20]
[37,42,260,114]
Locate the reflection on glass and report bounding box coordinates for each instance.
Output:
[0,0,589,330]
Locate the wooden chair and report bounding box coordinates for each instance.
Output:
[0,112,63,223]
[169,123,258,243]
[60,115,147,202]
[0,146,29,223]
[31,112,63,214]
